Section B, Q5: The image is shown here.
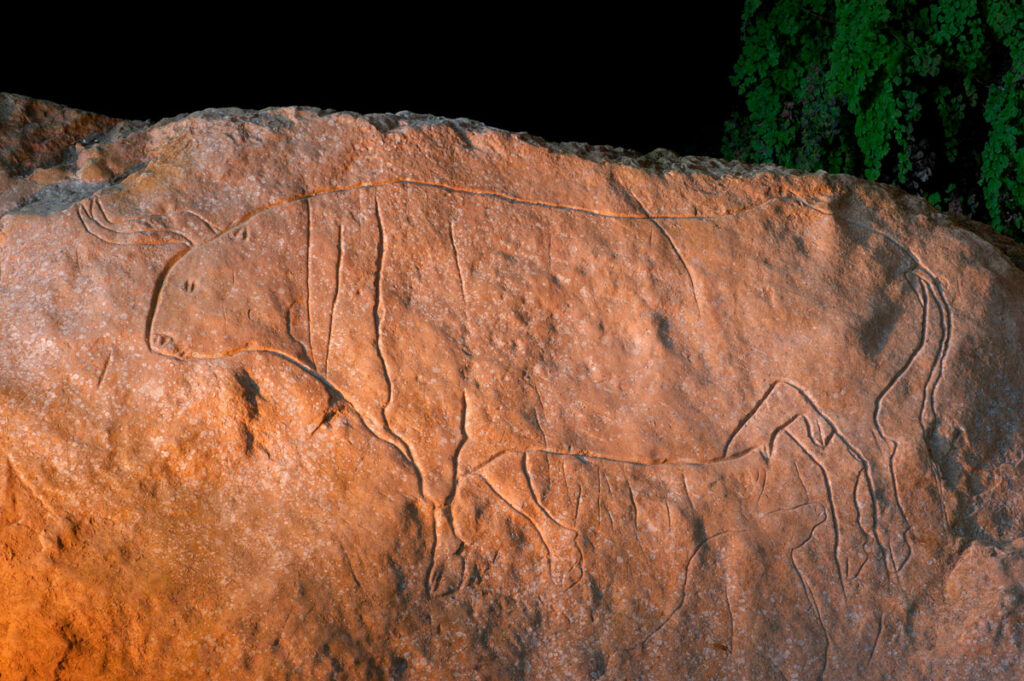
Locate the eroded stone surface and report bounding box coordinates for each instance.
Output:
[2,93,1024,680]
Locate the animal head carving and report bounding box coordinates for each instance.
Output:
[149,201,312,364]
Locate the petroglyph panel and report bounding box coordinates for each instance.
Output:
[148,181,950,590]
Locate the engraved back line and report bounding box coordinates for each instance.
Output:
[211,177,836,244]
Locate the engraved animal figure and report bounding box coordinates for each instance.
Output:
[470,389,853,662]
[144,180,950,593]
[466,380,845,589]
[468,374,927,596]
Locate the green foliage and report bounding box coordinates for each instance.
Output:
[724,0,1024,238]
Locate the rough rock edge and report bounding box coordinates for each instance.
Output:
[0,93,129,178]
[151,103,815,180]
[5,94,1023,272]
[167,105,1024,273]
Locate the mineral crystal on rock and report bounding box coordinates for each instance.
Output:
[2,93,1024,680]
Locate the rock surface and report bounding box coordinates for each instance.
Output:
[2,92,1024,680]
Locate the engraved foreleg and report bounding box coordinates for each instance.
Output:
[423,392,470,597]
[377,331,467,596]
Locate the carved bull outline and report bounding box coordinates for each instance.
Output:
[78,178,951,595]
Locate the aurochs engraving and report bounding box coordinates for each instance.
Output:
[142,179,950,595]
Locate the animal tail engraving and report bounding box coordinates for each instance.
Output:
[914,271,951,432]
[871,267,952,571]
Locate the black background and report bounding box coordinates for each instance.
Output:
[4,8,747,159]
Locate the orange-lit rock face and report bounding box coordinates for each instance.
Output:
[2,93,1024,680]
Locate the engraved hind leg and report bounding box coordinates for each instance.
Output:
[467,450,583,588]
[742,387,911,576]
[847,270,950,576]
[727,381,876,580]
[840,421,911,575]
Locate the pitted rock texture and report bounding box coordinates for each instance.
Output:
[2,93,1024,680]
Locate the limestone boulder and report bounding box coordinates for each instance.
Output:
[2,93,1024,680]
